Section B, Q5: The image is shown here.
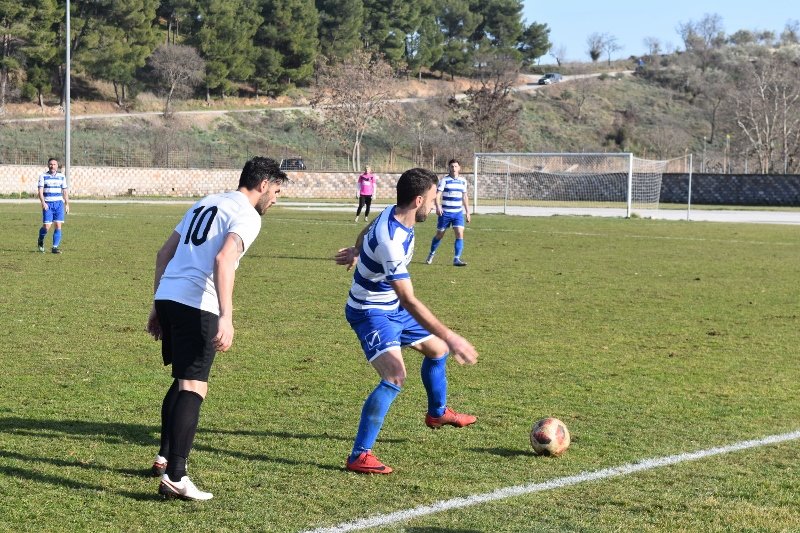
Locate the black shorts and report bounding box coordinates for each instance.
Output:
[155,300,218,381]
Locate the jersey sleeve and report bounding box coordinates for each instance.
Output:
[376,240,410,282]
[227,212,261,253]
[37,174,44,188]
[437,178,446,192]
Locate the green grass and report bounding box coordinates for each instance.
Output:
[0,203,799,532]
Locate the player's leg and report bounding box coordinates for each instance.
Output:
[156,300,215,500]
[51,221,63,253]
[426,217,448,264]
[345,309,404,474]
[38,205,52,252]
[153,379,179,476]
[452,221,466,266]
[355,195,366,221]
[409,332,476,429]
[363,195,372,221]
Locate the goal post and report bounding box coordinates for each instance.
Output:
[473,152,684,218]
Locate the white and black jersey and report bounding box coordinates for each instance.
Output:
[155,191,261,315]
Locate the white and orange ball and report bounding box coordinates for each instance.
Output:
[530,417,570,456]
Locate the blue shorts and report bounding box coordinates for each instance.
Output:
[42,201,65,224]
[345,306,434,362]
[437,211,464,231]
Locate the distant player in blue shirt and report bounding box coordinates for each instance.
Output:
[335,167,479,474]
[37,158,70,254]
[425,159,471,266]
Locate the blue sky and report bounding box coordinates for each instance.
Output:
[521,1,797,62]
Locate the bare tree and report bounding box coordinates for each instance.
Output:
[677,13,725,72]
[312,49,396,171]
[550,44,567,67]
[454,54,520,151]
[586,33,603,62]
[602,33,623,66]
[643,37,662,62]
[148,44,205,117]
[729,48,800,173]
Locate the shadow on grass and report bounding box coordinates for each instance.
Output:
[468,446,535,458]
[0,416,377,478]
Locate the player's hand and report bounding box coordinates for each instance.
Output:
[213,315,234,352]
[465,212,471,224]
[65,203,70,214]
[146,306,162,340]
[444,332,478,365]
[436,206,443,216]
[334,246,359,271]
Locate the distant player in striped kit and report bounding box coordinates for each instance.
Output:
[335,167,479,474]
[37,158,70,254]
[425,159,470,266]
[355,165,376,222]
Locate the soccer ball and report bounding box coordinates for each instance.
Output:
[530,417,570,456]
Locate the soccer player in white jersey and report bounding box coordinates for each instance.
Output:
[425,159,471,266]
[335,167,479,474]
[146,156,288,500]
[37,158,70,254]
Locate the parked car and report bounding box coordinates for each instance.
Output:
[538,73,563,85]
[279,157,306,170]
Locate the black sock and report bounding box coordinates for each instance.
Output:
[158,380,180,458]
[166,390,203,482]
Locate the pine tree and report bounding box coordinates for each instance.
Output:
[316,0,362,62]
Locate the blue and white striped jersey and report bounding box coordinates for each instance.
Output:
[438,175,467,213]
[346,205,415,312]
[37,172,67,202]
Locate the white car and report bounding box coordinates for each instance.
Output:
[538,73,563,85]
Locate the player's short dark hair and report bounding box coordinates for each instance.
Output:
[396,168,438,207]
[447,159,459,166]
[238,157,289,190]
[48,157,58,164]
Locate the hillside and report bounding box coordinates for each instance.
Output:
[0,64,713,173]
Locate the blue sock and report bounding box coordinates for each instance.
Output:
[454,238,464,259]
[429,237,442,255]
[53,229,62,248]
[38,227,47,242]
[350,380,401,462]
[421,353,448,418]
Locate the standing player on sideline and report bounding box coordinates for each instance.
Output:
[146,157,288,500]
[37,158,70,254]
[355,165,377,223]
[335,167,479,474]
[425,159,470,266]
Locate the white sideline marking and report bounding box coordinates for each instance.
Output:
[303,430,800,533]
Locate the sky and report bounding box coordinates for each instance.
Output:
[521,0,797,62]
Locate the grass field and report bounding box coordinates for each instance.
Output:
[0,202,798,532]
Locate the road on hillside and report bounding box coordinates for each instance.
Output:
[0,71,632,124]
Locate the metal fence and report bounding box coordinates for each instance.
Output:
[0,143,473,175]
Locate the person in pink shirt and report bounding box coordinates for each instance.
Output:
[355,166,377,222]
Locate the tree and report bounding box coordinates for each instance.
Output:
[312,49,397,171]
[315,0,363,61]
[0,0,33,113]
[518,22,551,66]
[21,0,59,109]
[82,0,161,106]
[193,0,261,100]
[433,0,481,79]
[362,0,423,67]
[148,44,205,116]
[677,13,725,72]
[254,0,319,95]
[728,47,800,173]
[403,1,443,79]
[471,0,523,50]
[601,33,622,65]
[586,33,603,62]
[453,52,519,151]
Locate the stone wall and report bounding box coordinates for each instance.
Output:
[0,164,403,199]
[2,164,799,206]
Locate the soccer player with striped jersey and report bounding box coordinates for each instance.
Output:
[335,167,479,474]
[426,159,471,266]
[37,158,70,254]
[147,157,288,500]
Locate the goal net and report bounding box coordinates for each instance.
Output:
[473,153,681,218]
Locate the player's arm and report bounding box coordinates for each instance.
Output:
[334,222,371,271]
[212,232,244,352]
[62,187,70,214]
[147,231,181,340]
[462,189,470,223]
[37,184,46,209]
[391,278,478,365]
[435,190,443,216]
